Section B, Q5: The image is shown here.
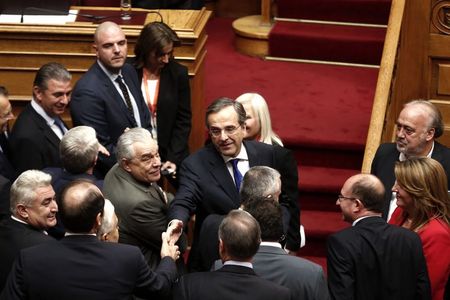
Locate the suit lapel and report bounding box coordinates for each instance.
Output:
[29,106,60,148]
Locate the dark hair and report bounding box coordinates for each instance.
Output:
[205,97,246,128]
[134,22,180,69]
[244,197,284,243]
[60,180,104,233]
[0,86,9,97]
[33,62,71,91]
[218,210,261,260]
[351,176,385,213]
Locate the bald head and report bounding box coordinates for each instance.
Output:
[60,181,105,234]
[94,21,127,73]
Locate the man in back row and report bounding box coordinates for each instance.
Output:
[1,180,180,299]
[371,100,450,220]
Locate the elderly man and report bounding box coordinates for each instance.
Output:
[103,128,181,270]
[0,86,15,181]
[70,21,156,176]
[9,63,72,174]
[169,97,300,271]
[0,170,57,291]
[198,166,282,270]
[174,209,291,300]
[327,174,431,300]
[371,100,450,220]
[1,180,180,299]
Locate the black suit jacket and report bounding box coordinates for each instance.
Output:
[0,175,11,221]
[371,142,450,219]
[173,264,291,300]
[70,61,151,175]
[1,235,177,300]
[0,218,53,291]
[9,103,62,174]
[0,133,15,181]
[168,140,299,270]
[327,216,431,300]
[135,60,191,167]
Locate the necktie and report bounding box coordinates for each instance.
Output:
[115,75,135,119]
[54,118,66,137]
[230,159,243,192]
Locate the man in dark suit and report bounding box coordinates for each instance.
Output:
[70,21,153,176]
[327,174,431,300]
[168,98,300,271]
[1,180,180,300]
[173,209,291,300]
[103,128,182,270]
[9,63,72,174]
[371,100,450,220]
[0,170,56,291]
[0,86,16,181]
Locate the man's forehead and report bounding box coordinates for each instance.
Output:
[133,141,158,154]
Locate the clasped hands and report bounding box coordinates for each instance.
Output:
[160,219,183,261]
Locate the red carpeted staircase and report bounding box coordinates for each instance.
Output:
[205,0,390,271]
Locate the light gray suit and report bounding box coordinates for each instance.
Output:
[253,245,330,300]
[103,164,168,270]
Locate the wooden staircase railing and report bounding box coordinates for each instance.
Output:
[361,0,406,173]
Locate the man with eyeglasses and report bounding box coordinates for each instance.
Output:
[103,128,183,270]
[327,173,431,300]
[0,86,15,181]
[168,97,299,272]
[371,100,450,221]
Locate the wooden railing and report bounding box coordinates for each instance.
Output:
[361,0,406,173]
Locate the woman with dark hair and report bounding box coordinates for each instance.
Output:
[390,157,450,300]
[133,22,191,172]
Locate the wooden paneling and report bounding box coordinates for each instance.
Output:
[0,7,211,153]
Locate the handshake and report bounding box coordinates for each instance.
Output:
[160,219,184,261]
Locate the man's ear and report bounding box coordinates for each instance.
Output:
[219,238,225,259]
[16,204,28,219]
[121,158,132,173]
[33,86,42,102]
[353,199,364,213]
[426,127,435,141]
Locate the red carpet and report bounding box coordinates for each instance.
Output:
[205,17,380,270]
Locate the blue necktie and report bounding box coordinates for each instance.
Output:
[54,118,66,137]
[230,159,243,192]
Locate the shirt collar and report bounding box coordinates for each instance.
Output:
[97,60,122,81]
[260,241,282,248]
[65,232,97,237]
[352,215,381,226]
[222,143,248,163]
[399,141,434,161]
[31,99,56,126]
[224,260,253,268]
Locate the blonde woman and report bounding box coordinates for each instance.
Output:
[390,157,450,300]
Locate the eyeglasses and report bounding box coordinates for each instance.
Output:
[209,125,240,137]
[337,194,358,201]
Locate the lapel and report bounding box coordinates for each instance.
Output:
[28,106,60,148]
[94,62,137,127]
[206,145,240,203]
[244,140,263,167]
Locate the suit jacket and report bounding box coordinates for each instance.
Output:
[135,60,191,167]
[0,235,177,300]
[173,264,291,300]
[70,61,151,175]
[9,103,62,174]
[0,175,11,221]
[103,164,168,270]
[371,142,450,219]
[0,218,53,291]
[168,140,298,270]
[327,216,431,300]
[253,245,329,300]
[0,133,15,181]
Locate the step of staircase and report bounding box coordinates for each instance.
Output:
[269,21,386,65]
[276,0,391,25]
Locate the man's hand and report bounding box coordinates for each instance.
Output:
[166,219,183,245]
[161,231,180,261]
[98,144,110,156]
[161,161,177,177]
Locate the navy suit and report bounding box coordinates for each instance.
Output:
[9,103,62,174]
[327,216,431,300]
[371,142,450,219]
[70,61,151,175]
[0,218,53,292]
[1,235,177,300]
[168,140,298,270]
[173,264,291,300]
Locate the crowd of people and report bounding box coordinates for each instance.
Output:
[0,20,449,300]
